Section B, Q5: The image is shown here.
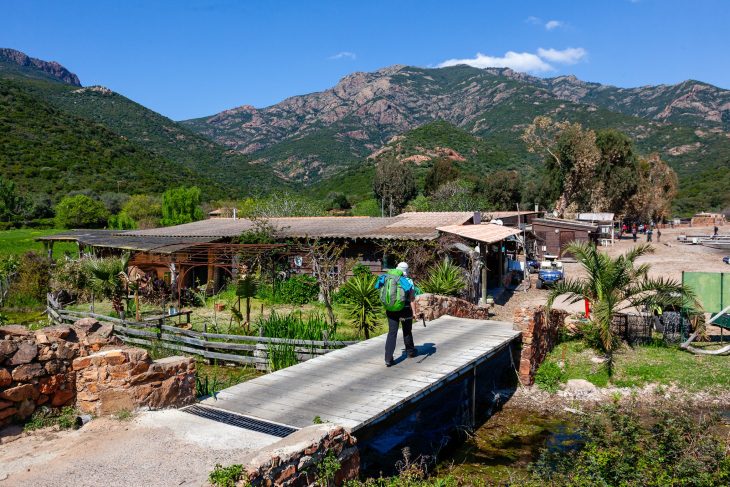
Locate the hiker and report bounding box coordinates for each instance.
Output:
[375,262,418,367]
[714,226,720,238]
[647,228,653,242]
[657,228,662,243]
[632,224,638,242]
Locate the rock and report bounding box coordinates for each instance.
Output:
[0,383,37,402]
[11,362,46,382]
[72,356,92,370]
[39,374,66,394]
[0,368,11,387]
[51,386,75,407]
[9,342,38,365]
[16,398,35,419]
[37,345,55,361]
[0,407,16,421]
[73,318,101,335]
[97,389,134,415]
[44,325,73,340]
[0,340,18,360]
[563,379,600,396]
[0,325,30,338]
[0,400,13,410]
[590,356,607,364]
[44,359,64,375]
[55,340,77,360]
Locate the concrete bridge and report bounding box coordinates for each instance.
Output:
[188,315,522,473]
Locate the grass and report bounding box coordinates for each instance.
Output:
[0,228,77,258]
[195,362,261,397]
[208,463,245,487]
[24,406,78,431]
[540,339,730,392]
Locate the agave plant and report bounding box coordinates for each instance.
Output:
[421,260,467,297]
[341,273,380,339]
[83,253,130,316]
[547,242,697,375]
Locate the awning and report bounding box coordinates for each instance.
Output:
[437,224,522,244]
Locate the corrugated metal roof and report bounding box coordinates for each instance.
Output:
[124,212,476,241]
[533,218,599,231]
[484,211,540,219]
[37,230,218,254]
[577,212,615,222]
[437,223,521,244]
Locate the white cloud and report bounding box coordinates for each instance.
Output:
[526,16,542,25]
[438,47,587,73]
[537,47,587,64]
[328,51,356,60]
[438,51,553,72]
[545,20,564,30]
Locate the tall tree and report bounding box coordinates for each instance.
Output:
[477,170,522,210]
[0,176,26,223]
[54,195,109,229]
[372,154,417,217]
[160,186,204,226]
[594,129,639,216]
[522,116,600,216]
[628,153,678,222]
[424,158,459,195]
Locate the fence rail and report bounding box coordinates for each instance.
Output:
[47,304,357,370]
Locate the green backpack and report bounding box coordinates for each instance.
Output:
[379,269,406,312]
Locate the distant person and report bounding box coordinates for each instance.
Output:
[632,225,638,242]
[714,226,720,238]
[646,228,653,242]
[376,262,418,367]
[657,229,662,243]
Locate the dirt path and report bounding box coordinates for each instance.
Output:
[489,225,728,321]
[0,410,278,487]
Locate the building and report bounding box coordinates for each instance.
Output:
[690,212,726,227]
[576,212,616,244]
[531,218,599,260]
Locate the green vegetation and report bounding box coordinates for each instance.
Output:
[533,361,565,393]
[547,243,695,374]
[524,402,730,486]
[340,273,381,339]
[538,340,730,391]
[54,194,109,228]
[24,406,78,432]
[265,275,320,306]
[0,228,77,257]
[195,364,260,397]
[257,310,335,341]
[209,463,245,487]
[421,261,467,297]
[160,186,204,226]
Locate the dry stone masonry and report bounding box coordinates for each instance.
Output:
[414,293,491,321]
[237,423,359,486]
[0,318,196,426]
[513,306,568,385]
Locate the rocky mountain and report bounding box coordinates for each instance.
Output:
[0,48,81,86]
[184,64,730,213]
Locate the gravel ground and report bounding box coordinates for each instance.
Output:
[489,224,728,323]
[0,410,278,487]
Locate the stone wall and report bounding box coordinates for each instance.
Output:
[513,306,568,385]
[236,423,359,486]
[414,293,491,321]
[0,321,115,426]
[74,349,195,415]
[1,319,196,426]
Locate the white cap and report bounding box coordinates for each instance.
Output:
[396,262,409,275]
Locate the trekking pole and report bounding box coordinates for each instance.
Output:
[420,314,426,327]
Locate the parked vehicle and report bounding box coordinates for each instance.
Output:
[536,257,565,289]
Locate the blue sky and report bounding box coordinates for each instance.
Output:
[3,0,729,120]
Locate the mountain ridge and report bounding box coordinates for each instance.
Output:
[0,48,81,86]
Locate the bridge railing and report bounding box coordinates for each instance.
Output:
[47,301,357,370]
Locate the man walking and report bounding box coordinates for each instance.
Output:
[375,262,418,367]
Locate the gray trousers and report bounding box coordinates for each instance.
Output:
[385,310,416,362]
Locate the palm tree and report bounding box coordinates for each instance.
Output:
[547,242,696,375]
[84,253,130,317]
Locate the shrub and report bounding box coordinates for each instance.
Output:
[341,273,380,339]
[277,274,319,305]
[209,464,244,487]
[11,251,52,304]
[160,186,203,226]
[257,310,334,341]
[24,406,78,432]
[54,194,109,229]
[420,260,466,296]
[534,360,564,393]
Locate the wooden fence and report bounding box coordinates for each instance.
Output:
[47,303,357,370]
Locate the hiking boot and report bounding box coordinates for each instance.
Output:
[407,351,418,358]
[385,359,395,367]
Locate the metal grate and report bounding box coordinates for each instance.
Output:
[182,404,298,437]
